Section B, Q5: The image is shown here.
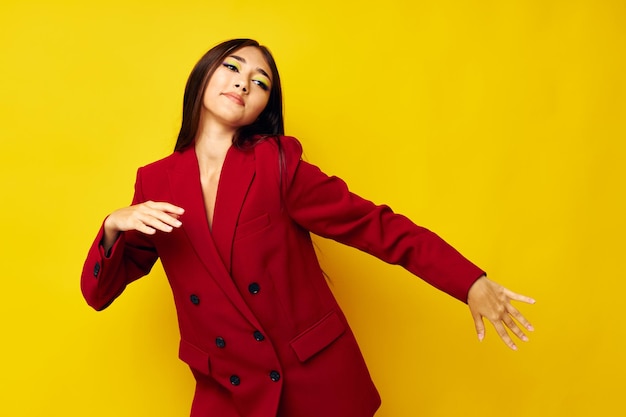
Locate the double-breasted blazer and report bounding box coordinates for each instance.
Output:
[81,136,485,417]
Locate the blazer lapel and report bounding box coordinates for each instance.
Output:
[211,145,256,273]
[167,147,259,328]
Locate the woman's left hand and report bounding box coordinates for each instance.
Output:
[467,275,536,350]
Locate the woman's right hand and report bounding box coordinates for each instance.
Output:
[102,201,185,251]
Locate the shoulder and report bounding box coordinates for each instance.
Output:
[137,147,192,176]
[249,136,305,188]
[252,135,303,161]
[277,135,303,155]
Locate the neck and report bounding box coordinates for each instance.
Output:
[194,121,235,164]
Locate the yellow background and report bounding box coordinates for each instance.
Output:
[1,0,624,415]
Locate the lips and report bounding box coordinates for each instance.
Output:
[222,92,244,106]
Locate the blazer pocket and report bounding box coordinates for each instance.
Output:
[234,212,270,241]
[179,339,211,376]
[290,310,346,363]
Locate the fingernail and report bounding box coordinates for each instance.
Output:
[511,344,518,351]
[478,333,484,342]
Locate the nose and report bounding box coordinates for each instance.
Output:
[234,82,248,93]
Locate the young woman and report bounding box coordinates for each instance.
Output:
[81,38,535,417]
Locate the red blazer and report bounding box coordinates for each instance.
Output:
[81,136,484,417]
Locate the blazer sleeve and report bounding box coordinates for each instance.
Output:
[80,168,159,311]
[283,143,485,303]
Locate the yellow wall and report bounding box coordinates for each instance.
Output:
[1,0,624,415]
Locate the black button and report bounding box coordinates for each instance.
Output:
[248,282,261,294]
[253,330,265,341]
[190,294,200,305]
[93,262,100,277]
[230,375,241,386]
[269,370,280,382]
[215,337,226,348]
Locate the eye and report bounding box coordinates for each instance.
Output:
[222,61,240,72]
[253,79,269,91]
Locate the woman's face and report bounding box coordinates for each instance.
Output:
[201,46,273,132]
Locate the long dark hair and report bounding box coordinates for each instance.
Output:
[174,39,284,152]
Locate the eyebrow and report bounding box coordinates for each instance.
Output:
[229,55,271,80]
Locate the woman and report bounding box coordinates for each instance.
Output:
[81,38,535,417]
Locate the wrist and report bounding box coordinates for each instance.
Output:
[467,274,487,301]
[102,215,121,253]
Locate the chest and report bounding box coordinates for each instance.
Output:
[200,168,221,230]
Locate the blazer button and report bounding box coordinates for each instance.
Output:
[230,375,241,386]
[215,337,226,348]
[269,370,281,382]
[190,294,200,305]
[93,262,100,278]
[248,282,261,294]
[253,330,265,341]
